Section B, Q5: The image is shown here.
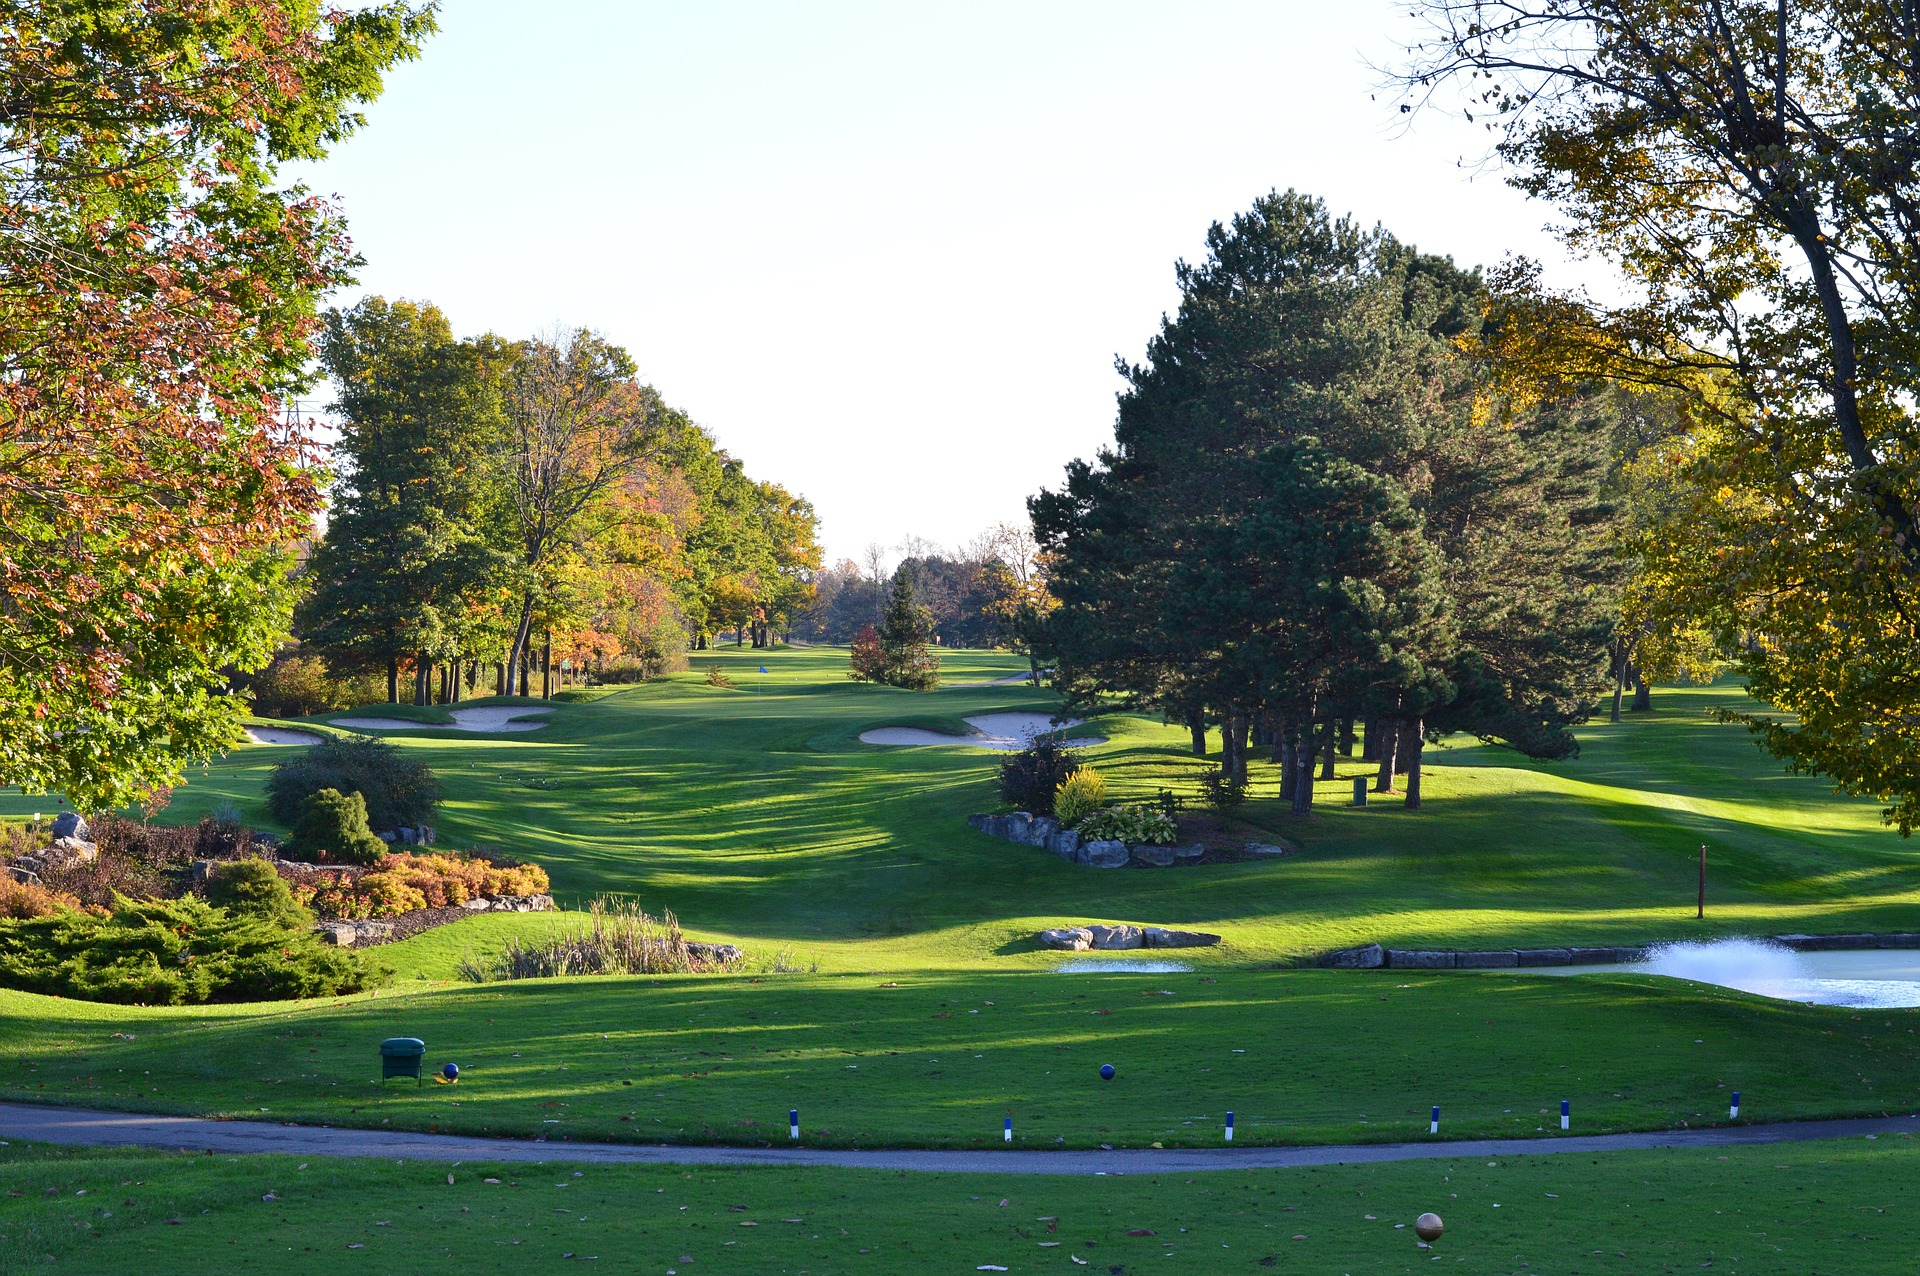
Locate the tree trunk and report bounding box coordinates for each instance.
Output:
[541,632,553,700]
[495,660,506,697]
[1374,719,1398,793]
[1231,713,1250,786]
[1291,720,1323,816]
[1403,717,1426,810]
[387,658,399,705]
[1339,718,1355,757]
[505,591,535,700]
[1361,717,1378,763]
[1631,672,1652,712]
[411,654,426,707]
[1319,723,1337,781]
[1278,718,1296,802]
[1610,652,1626,723]
[1188,712,1207,757]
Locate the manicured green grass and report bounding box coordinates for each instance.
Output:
[6,646,1908,969]
[7,1134,1918,1274]
[5,969,1917,1150]
[3,647,1919,1160]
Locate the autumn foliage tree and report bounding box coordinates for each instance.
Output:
[0,1,432,807]
[1399,1,1920,829]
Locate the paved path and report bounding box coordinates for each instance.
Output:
[2,1102,1914,1175]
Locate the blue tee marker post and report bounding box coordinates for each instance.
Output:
[1561,1099,1570,1130]
[1224,1111,1235,1142]
[1430,1105,1440,1134]
[789,1109,800,1140]
[1730,1091,1740,1119]
[1004,1116,1013,1143]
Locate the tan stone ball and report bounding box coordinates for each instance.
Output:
[1414,1212,1444,1242]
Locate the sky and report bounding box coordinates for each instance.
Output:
[292,0,1598,566]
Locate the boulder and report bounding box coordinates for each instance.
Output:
[1040,926,1094,951]
[1457,950,1519,969]
[1386,949,1457,969]
[966,813,991,832]
[190,859,216,885]
[1142,926,1220,949]
[1088,924,1144,950]
[315,919,395,947]
[1082,839,1129,868]
[48,837,98,865]
[1514,948,1572,966]
[1023,817,1060,848]
[1318,943,1385,969]
[460,896,493,911]
[1003,813,1033,843]
[6,865,40,887]
[1130,844,1176,867]
[686,941,743,965]
[1243,842,1288,857]
[1046,829,1081,861]
[1171,844,1205,862]
[50,812,87,842]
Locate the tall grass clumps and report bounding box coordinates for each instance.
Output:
[457,897,743,982]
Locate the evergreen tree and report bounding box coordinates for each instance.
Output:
[878,575,941,690]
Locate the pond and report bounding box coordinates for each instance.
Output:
[1053,958,1194,973]
[1535,938,1920,1009]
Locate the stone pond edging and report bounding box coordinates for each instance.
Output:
[1317,933,1920,970]
[968,811,1204,868]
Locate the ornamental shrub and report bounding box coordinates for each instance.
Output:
[0,895,382,1004]
[997,736,1083,816]
[848,624,886,682]
[265,733,441,832]
[1053,767,1107,825]
[286,851,551,919]
[1076,804,1178,845]
[284,788,388,866]
[0,876,84,920]
[205,857,310,929]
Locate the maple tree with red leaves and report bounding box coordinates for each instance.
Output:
[0,0,434,806]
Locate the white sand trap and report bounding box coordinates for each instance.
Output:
[328,707,552,734]
[244,726,324,746]
[859,712,1106,750]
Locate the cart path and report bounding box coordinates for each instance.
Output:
[2,1102,1915,1174]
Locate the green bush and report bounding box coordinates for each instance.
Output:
[997,736,1084,816]
[244,650,381,718]
[1054,766,1107,825]
[284,788,388,866]
[205,857,311,928]
[0,895,383,1004]
[265,733,440,831]
[1076,804,1179,845]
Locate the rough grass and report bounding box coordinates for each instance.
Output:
[5,1135,1919,1274]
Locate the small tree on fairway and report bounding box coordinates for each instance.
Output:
[877,575,941,690]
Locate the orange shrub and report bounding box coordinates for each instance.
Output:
[0,876,89,919]
[283,851,549,920]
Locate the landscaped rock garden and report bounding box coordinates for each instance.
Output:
[1039,923,1221,951]
[968,810,1290,867]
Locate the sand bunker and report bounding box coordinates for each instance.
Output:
[859,711,1106,750]
[329,706,552,734]
[244,726,324,746]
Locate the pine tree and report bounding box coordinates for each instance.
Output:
[878,575,940,691]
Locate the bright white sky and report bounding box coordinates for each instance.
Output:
[293,0,1597,566]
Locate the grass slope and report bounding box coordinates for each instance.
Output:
[4,969,1917,1149]
[6,1135,1918,1274]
